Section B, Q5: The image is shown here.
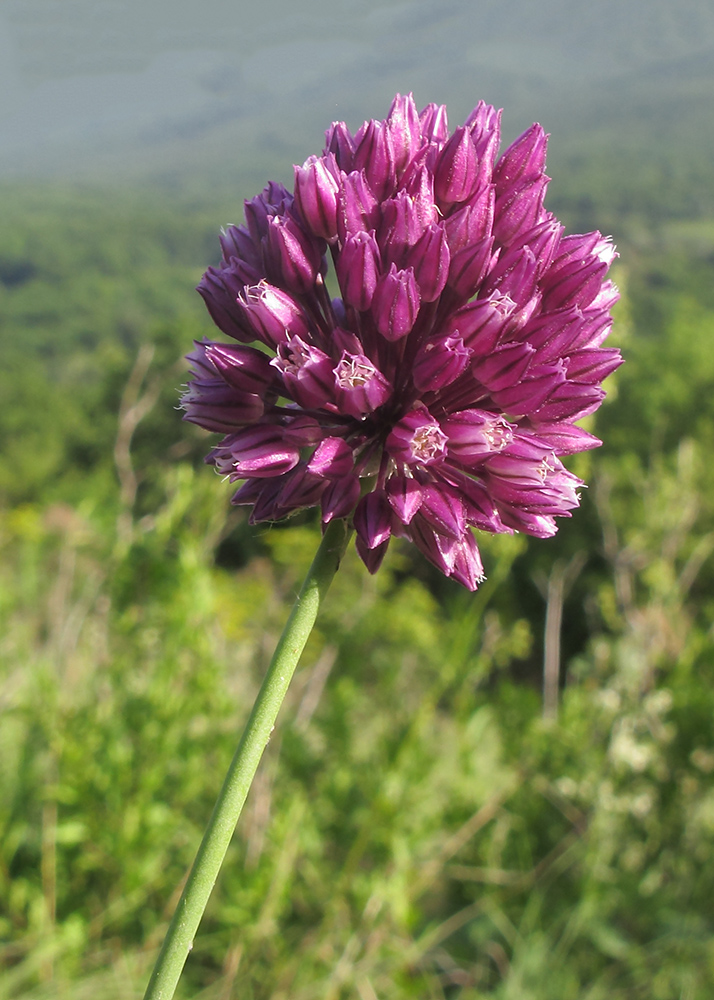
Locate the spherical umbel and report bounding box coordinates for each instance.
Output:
[183,93,621,589]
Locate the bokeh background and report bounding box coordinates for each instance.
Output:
[2,1,714,997]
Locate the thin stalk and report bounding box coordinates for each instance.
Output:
[143,517,352,1000]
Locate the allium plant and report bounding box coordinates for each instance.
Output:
[145,95,620,999]
[183,93,621,589]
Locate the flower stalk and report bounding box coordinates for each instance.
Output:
[143,516,352,1000]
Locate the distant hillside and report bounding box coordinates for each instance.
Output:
[1,0,713,193]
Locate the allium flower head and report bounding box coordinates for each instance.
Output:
[183,94,622,589]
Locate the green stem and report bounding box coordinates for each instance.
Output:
[143,518,352,1000]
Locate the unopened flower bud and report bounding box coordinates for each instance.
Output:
[435,126,480,209]
[354,490,393,549]
[386,93,421,173]
[271,336,336,409]
[353,119,396,199]
[336,230,381,310]
[324,120,355,171]
[337,170,380,242]
[266,215,322,294]
[413,334,470,392]
[294,153,340,241]
[196,265,254,342]
[240,282,309,347]
[419,102,449,147]
[494,123,548,192]
[406,223,450,302]
[372,264,421,340]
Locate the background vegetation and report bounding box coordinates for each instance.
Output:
[2,70,714,998]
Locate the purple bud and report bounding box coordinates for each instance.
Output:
[334,351,392,418]
[494,174,549,245]
[321,475,361,522]
[512,217,563,276]
[235,477,291,522]
[337,170,380,242]
[494,123,549,193]
[353,119,396,199]
[250,476,293,523]
[441,409,515,462]
[402,163,439,227]
[354,489,393,550]
[386,475,423,524]
[294,153,341,241]
[542,256,608,311]
[419,484,466,539]
[244,182,293,242]
[266,214,322,294]
[271,336,336,409]
[188,340,276,395]
[323,299,344,333]
[543,234,617,310]
[282,415,324,447]
[270,464,326,517]
[446,235,494,298]
[386,406,448,467]
[588,280,620,314]
[490,362,566,416]
[484,435,560,483]
[413,334,471,392]
[240,282,310,347]
[449,532,486,590]
[332,326,363,356]
[308,436,354,479]
[355,533,390,574]
[181,380,264,433]
[406,223,450,302]
[519,423,601,455]
[529,381,606,423]
[464,101,502,180]
[569,311,612,353]
[440,469,505,533]
[434,126,480,209]
[442,292,516,354]
[547,232,602,276]
[443,185,495,252]
[219,225,262,277]
[407,514,462,579]
[386,93,422,173]
[324,120,355,171]
[472,341,534,392]
[480,246,538,307]
[230,476,267,509]
[565,347,623,384]
[485,441,582,518]
[209,424,301,479]
[372,264,421,340]
[419,102,449,147]
[498,507,558,539]
[196,265,255,343]
[379,191,428,267]
[336,230,381,310]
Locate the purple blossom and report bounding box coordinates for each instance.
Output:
[182,94,622,590]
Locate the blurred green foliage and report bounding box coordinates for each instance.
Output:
[1,150,714,999]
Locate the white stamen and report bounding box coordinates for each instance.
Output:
[335,356,377,388]
[411,424,447,462]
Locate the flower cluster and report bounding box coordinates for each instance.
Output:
[183,94,621,589]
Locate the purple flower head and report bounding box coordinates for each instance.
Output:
[183,94,622,590]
